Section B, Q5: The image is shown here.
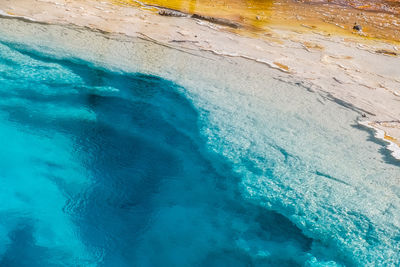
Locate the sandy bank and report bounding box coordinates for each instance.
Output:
[1,0,400,158]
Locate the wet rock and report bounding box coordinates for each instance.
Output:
[353,24,362,31]
[157,7,241,29]
[191,14,241,29]
[158,9,188,17]
[375,49,398,56]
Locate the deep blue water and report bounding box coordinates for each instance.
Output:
[0,40,324,266]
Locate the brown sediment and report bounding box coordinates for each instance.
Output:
[115,0,400,43]
[299,0,400,15]
[303,41,324,50]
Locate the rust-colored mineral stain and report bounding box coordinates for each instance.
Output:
[273,62,290,71]
[114,0,400,43]
[303,42,324,50]
[384,133,400,146]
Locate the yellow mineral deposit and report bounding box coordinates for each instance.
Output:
[115,0,400,43]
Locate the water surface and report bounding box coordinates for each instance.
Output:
[0,39,321,266]
[0,23,400,266]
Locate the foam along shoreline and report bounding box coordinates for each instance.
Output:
[2,11,400,266]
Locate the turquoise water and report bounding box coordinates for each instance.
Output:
[1,31,400,266]
[0,40,321,266]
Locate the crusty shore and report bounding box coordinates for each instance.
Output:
[1,0,400,158]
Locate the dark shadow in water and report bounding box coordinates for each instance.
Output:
[0,42,330,266]
[0,222,62,267]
